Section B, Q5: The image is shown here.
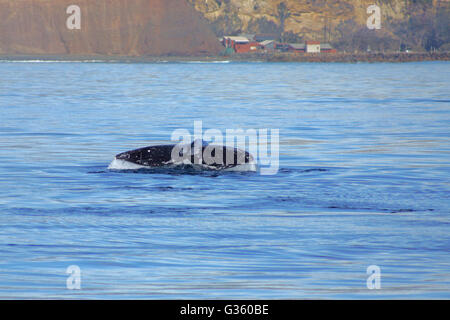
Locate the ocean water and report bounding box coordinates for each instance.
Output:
[0,61,449,299]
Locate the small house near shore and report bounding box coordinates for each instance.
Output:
[222,36,261,54]
[222,36,336,54]
[260,40,276,51]
[320,43,336,53]
[275,41,336,54]
[289,43,306,53]
[306,41,321,53]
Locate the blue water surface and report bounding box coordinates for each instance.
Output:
[0,61,449,299]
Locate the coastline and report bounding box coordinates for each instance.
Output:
[0,51,449,63]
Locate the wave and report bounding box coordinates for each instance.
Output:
[0,60,114,63]
[108,158,147,170]
[0,59,232,64]
[107,158,257,173]
[183,60,231,64]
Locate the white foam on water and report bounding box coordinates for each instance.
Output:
[108,157,257,172]
[0,60,114,63]
[107,158,146,170]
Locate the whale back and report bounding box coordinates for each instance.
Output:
[114,142,254,169]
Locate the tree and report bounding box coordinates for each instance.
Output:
[277,2,291,42]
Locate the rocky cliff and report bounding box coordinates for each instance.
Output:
[0,0,223,56]
[188,0,450,52]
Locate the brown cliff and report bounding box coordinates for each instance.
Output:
[0,0,223,56]
[188,0,450,52]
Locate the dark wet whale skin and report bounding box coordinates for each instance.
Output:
[115,142,254,169]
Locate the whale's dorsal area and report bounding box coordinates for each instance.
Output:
[191,139,209,148]
[108,141,256,172]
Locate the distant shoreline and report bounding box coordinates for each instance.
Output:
[0,52,449,63]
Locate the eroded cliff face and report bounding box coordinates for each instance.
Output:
[188,0,449,51]
[0,0,223,56]
[188,0,404,35]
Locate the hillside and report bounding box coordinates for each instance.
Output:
[188,0,450,52]
[0,0,223,56]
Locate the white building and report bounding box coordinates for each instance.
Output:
[306,41,321,53]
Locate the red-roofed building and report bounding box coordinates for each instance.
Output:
[222,36,262,53]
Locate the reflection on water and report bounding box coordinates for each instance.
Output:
[0,61,449,298]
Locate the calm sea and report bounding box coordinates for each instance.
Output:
[0,61,449,299]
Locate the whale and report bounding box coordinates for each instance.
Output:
[108,139,256,171]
